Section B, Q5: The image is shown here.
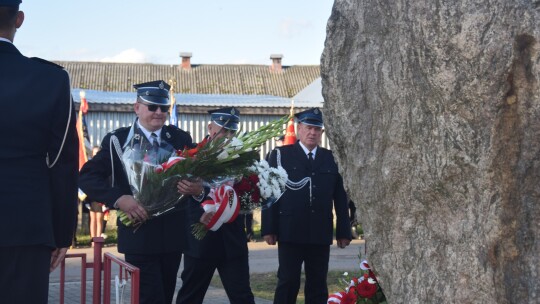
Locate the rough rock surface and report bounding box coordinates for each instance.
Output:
[321,1,540,303]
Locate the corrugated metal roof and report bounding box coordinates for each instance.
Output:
[58,61,320,98]
[72,89,321,108]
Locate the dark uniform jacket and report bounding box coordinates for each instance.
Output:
[183,139,248,259]
[184,204,248,259]
[261,141,351,245]
[0,41,79,248]
[79,123,193,254]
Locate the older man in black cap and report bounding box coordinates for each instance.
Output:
[79,80,205,304]
[177,107,255,304]
[0,1,79,303]
[262,108,352,304]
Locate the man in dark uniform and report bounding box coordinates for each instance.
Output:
[79,80,205,304]
[176,107,255,304]
[0,1,79,303]
[262,108,352,304]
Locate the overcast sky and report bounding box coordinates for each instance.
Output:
[14,0,334,65]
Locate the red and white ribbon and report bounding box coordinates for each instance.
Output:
[327,291,345,303]
[201,184,239,231]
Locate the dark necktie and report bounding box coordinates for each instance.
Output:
[308,152,314,168]
[151,133,159,152]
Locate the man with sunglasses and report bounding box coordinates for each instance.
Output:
[80,80,206,304]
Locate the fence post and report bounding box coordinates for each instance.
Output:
[103,253,140,304]
[92,237,104,304]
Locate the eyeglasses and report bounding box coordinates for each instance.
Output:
[141,103,170,113]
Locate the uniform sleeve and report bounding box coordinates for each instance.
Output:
[261,149,280,236]
[79,133,130,208]
[171,126,195,150]
[48,72,79,248]
[333,162,352,241]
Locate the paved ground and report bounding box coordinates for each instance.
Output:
[48,239,365,303]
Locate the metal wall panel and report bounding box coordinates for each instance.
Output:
[85,112,329,157]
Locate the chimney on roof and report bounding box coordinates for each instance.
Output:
[270,54,283,72]
[180,52,192,70]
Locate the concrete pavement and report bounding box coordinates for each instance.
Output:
[48,239,365,303]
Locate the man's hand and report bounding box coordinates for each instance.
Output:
[336,238,351,249]
[263,234,277,245]
[116,195,148,223]
[177,178,204,196]
[50,247,68,272]
[200,211,215,226]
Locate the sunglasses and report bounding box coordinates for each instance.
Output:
[141,103,170,112]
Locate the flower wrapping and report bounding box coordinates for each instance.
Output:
[118,144,190,226]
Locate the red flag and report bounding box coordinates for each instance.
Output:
[76,91,88,170]
[283,118,297,145]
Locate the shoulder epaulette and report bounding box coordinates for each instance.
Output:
[110,126,130,135]
[165,125,190,136]
[30,57,65,69]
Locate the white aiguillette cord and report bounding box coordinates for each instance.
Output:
[46,72,73,169]
[111,135,123,187]
[276,149,312,205]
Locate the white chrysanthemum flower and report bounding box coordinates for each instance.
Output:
[259,160,270,169]
[261,187,272,198]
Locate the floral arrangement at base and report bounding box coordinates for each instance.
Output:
[328,259,387,304]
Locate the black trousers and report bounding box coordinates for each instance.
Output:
[124,251,182,304]
[238,213,254,237]
[0,245,51,304]
[274,242,330,304]
[176,254,255,304]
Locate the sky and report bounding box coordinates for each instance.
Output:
[14,0,335,66]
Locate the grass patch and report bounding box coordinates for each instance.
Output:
[73,229,118,248]
[210,270,349,303]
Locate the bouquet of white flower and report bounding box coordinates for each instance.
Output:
[250,160,288,208]
[232,159,288,215]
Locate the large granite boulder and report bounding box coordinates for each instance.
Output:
[321,1,539,303]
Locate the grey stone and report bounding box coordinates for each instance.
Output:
[321,1,540,303]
